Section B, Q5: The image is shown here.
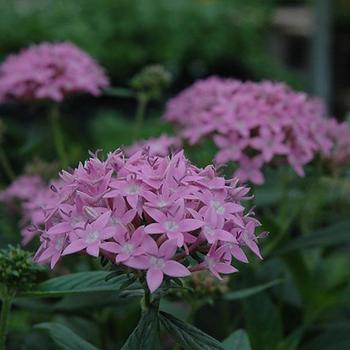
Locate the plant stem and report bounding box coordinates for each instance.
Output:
[133,94,148,141]
[0,145,15,181]
[49,104,68,168]
[0,297,12,350]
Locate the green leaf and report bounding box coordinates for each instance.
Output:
[277,220,350,255]
[243,292,283,350]
[121,305,161,350]
[222,329,251,350]
[301,330,350,350]
[35,322,98,350]
[224,279,283,301]
[19,271,137,298]
[160,311,225,350]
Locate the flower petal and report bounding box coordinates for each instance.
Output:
[163,261,191,277]
[62,239,86,255]
[146,268,164,293]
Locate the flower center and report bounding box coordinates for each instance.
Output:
[157,200,167,208]
[126,184,140,195]
[164,220,179,232]
[72,216,84,228]
[150,256,165,269]
[210,200,225,215]
[203,225,215,236]
[122,243,134,254]
[206,257,216,269]
[110,217,121,226]
[85,230,100,244]
[55,238,64,250]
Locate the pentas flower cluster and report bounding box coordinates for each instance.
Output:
[0,175,60,244]
[324,119,350,169]
[0,42,109,103]
[125,134,181,157]
[34,149,263,292]
[164,77,332,184]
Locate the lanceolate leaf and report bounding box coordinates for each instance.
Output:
[19,271,138,298]
[224,279,283,301]
[243,292,283,350]
[277,220,350,255]
[35,322,98,350]
[222,329,252,350]
[121,305,161,350]
[160,311,225,350]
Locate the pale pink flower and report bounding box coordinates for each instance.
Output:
[0,42,109,103]
[164,77,333,184]
[126,239,191,293]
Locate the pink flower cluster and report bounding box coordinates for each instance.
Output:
[324,119,350,169]
[0,175,60,244]
[164,77,333,184]
[125,134,181,157]
[0,42,109,103]
[34,149,263,292]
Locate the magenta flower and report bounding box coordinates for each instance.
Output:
[62,211,114,257]
[199,245,238,280]
[164,77,334,184]
[0,42,109,103]
[126,239,191,293]
[145,206,203,247]
[33,149,264,292]
[101,226,152,263]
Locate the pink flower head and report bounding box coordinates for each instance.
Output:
[0,42,109,103]
[164,77,334,184]
[34,149,265,292]
[0,175,60,244]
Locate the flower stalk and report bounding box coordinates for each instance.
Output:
[0,295,12,350]
[49,104,68,168]
[0,145,15,181]
[133,93,148,140]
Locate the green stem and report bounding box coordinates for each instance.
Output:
[0,145,15,181]
[0,297,12,350]
[49,104,68,168]
[133,94,148,141]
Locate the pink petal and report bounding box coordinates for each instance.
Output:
[144,223,164,234]
[122,209,136,224]
[179,219,203,232]
[159,239,178,259]
[86,243,100,257]
[126,194,138,208]
[230,245,248,263]
[163,261,191,277]
[215,262,238,274]
[217,229,237,243]
[100,242,121,254]
[143,207,166,222]
[62,239,86,255]
[225,203,244,213]
[115,252,130,263]
[146,268,164,293]
[124,256,150,269]
[94,211,111,228]
[47,222,71,235]
[103,190,120,198]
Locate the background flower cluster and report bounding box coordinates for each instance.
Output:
[164,77,349,184]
